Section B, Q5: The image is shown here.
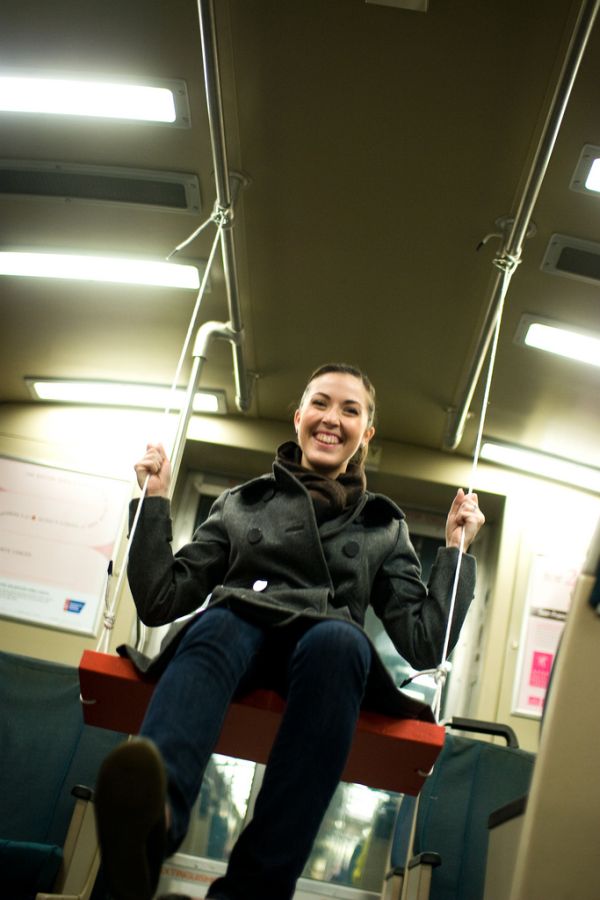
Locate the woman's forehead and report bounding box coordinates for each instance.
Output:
[307,372,367,404]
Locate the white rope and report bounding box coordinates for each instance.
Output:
[430,253,518,720]
[163,219,224,417]
[397,252,519,893]
[167,215,214,260]
[95,220,224,651]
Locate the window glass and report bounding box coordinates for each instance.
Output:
[178,754,256,860]
[302,783,400,891]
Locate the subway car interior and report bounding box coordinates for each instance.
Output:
[1,1,599,898]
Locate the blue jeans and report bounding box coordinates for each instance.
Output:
[140,606,371,900]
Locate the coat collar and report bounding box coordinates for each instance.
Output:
[232,464,405,524]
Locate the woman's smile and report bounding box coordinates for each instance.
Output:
[314,431,341,445]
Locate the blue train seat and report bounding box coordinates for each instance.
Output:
[0,652,125,900]
[384,718,535,900]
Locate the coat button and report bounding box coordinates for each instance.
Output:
[253,580,268,592]
[343,540,360,558]
[247,527,263,544]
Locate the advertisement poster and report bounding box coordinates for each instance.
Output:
[0,456,129,635]
[512,554,577,718]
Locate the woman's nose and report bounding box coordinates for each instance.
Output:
[322,407,341,426]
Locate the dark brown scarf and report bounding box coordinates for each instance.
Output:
[276,441,366,523]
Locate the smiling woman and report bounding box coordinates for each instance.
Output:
[294,363,376,478]
[94,361,485,900]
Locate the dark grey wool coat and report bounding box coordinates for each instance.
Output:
[120,461,477,723]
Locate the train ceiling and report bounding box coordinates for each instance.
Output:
[1,0,599,486]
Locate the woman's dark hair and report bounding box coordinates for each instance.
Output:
[298,362,376,467]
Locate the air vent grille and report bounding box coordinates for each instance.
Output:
[541,233,600,286]
[0,160,201,214]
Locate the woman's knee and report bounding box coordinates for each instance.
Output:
[296,620,371,675]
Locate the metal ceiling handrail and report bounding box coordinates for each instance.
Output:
[443,0,600,451]
[197,0,251,414]
[163,0,252,492]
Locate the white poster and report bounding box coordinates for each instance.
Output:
[0,456,129,635]
[512,554,577,718]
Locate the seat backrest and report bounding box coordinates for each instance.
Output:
[390,732,535,900]
[0,651,125,846]
[508,551,600,900]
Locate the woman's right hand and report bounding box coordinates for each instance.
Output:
[134,443,171,497]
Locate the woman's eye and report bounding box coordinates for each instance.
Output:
[312,398,326,407]
[344,407,360,416]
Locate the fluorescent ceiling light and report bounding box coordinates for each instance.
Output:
[26,379,226,414]
[516,315,600,369]
[0,76,179,123]
[585,158,600,193]
[0,251,202,289]
[570,144,600,196]
[480,441,600,493]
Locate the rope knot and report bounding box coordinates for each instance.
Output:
[434,660,452,686]
[211,203,233,228]
[493,250,521,274]
[103,612,116,631]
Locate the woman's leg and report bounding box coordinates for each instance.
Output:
[142,606,266,850]
[95,607,266,900]
[209,619,372,900]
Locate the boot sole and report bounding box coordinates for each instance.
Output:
[95,738,167,900]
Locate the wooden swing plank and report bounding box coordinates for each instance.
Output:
[79,649,444,795]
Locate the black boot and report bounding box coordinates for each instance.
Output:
[95,738,168,900]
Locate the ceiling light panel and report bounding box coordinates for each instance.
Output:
[570,144,600,195]
[480,441,600,494]
[0,160,201,214]
[0,250,204,289]
[26,379,227,414]
[0,75,191,126]
[515,314,600,368]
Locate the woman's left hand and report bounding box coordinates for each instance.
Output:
[445,488,485,551]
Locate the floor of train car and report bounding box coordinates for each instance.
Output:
[157,852,379,900]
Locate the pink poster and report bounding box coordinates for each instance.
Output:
[513,555,575,718]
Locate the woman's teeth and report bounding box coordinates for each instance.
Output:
[315,433,340,445]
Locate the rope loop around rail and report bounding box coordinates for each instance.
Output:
[211,201,233,228]
[102,612,116,631]
[492,249,521,275]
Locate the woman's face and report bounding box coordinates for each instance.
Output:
[294,372,375,478]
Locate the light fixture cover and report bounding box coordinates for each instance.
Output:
[480,441,600,494]
[570,144,600,195]
[515,314,600,369]
[25,379,227,415]
[0,74,191,127]
[0,250,204,289]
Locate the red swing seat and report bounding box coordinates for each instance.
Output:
[79,649,444,795]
